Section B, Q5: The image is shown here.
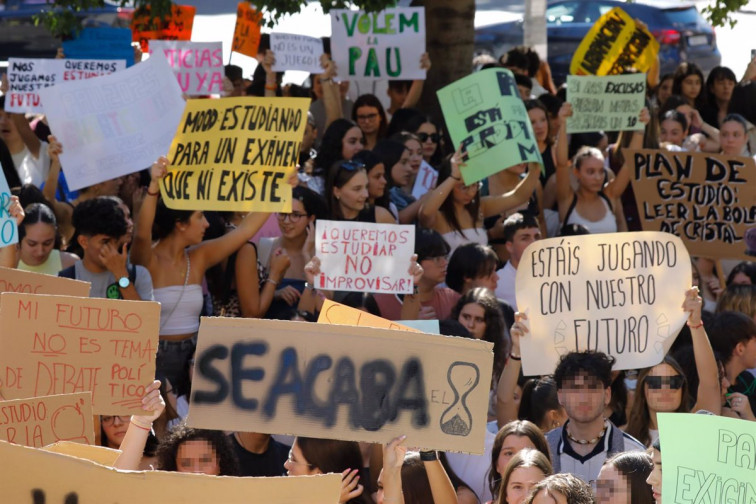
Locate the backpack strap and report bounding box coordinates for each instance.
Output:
[58,264,76,279]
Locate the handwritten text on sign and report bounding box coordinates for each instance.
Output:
[331,7,426,80]
[566,73,646,134]
[131,4,196,53]
[160,96,309,212]
[150,41,223,95]
[629,149,756,261]
[658,413,756,504]
[5,58,126,114]
[438,68,542,185]
[232,2,263,58]
[412,161,438,199]
[316,220,415,294]
[0,392,94,448]
[271,33,324,74]
[0,293,159,414]
[188,318,493,453]
[515,232,691,376]
[0,266,91,297]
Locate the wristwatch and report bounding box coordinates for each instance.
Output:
[118,276,130,289]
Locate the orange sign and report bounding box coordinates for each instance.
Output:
[131,4,196,53]
[232,2,263,57]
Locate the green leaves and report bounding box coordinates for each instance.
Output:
[699,0,748,28]
[249,0,398,28]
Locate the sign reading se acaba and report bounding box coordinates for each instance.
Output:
[188,318,493,454]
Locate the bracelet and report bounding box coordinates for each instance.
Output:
[265,83,277,91]
[266,278,279,286]
[130,417,152,431]
[413,285,419,295]
[305,281,316,292]
[509,353,522,361]
[450,175,461,181]
[146,187,160,196]
[419,450,438,461]
[687,320,704,329]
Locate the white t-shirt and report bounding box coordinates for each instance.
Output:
[10,141,50,187]
[495,261,518,310]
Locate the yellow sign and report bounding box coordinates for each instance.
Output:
[570,8,659,76]
[160,96,310,211]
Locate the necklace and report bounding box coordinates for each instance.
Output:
[566,420,608,445]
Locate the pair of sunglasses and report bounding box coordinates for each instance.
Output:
[645,375,684,390]
[417,132,441,143]
[340,160,365,172]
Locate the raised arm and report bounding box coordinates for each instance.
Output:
[320,56,344,130]
[497,312,526,428]
[113,380,165,470]
[685,287,721,415]
[0,196,24,268]
[130,157,166,268]
[421,451,458,504]
[401,53,431,109]
[418,146,464,228]
[10,113,41,159]
[604,107,650,200]
[237,244,289,318]
[554,102,574,210]
[480,162,540,217]
[260,50,278,98]
[381,436,407,504]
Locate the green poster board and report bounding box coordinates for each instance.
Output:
[566,73,646,134]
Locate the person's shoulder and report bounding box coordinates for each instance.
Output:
[436,287,461,301]
[613,423,645,451]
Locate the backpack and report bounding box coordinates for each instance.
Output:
[59,263,137,299]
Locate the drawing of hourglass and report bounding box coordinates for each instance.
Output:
[440,362,480,436]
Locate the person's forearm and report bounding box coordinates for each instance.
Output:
[399,292,421,320]
[132,182,159,267]
[423,458,457,504]
[323,80,344,130]
[691,325,721,414]
[0,244,18,269]
[418,177,455,226]
[402,79,424,109]
[11,113,41,158]
[496,356,522,428]
[112,418,150,470]
[42,159,61,202]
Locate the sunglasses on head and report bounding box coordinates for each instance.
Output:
[340,160,365,172]
[645,375,684,390]
[417,132,441,143]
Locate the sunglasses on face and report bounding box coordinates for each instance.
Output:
[645,375,685,390]
[417,132,441,143]
[340,160,365,172]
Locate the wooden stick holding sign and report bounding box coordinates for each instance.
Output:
[515,231,691,376]
[187,318,493,454]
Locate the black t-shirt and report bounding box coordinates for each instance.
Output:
[229,434,290,477]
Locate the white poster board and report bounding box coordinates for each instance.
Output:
[270,33,324,73]
[149,41,224,95]
[316,220,415,294]
[515,231,691,376]
[412,160,438,199]
[38,53,185,191]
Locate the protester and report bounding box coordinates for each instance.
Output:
[325,158,395,223]
[487,420,550,500]
[352,94,388,150]
[596,451,654,504]
[496,449,553,504]
[524,473,595,504]
[16,202,78,274]
[493,213,541,308]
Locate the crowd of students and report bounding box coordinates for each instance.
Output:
[1,35,756,504]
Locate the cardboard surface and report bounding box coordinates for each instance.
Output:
[437,68,543,185]
[0,266,91,297]
[316,220,415,294]
[131,4,196,53]
[0,392,94,447]
[516,232,691,376]
[160,96,310,211]
[232,2,263,58]
[629,148,756,261]
[150,41,224,96]
[188,318,493,454]
[657,413,756,504]
[318,299,421,332]
[331,7,426,81]
[0,440,342,503]
[570,7,659,76]
[0,170,17,246]
[42,441,120,466]
[0,293,159,414]
[566,73,646,133]
[271,33,324,73]
[38,53,185,191]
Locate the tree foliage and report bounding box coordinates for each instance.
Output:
[699,0,750,28]
[34,0,172,38]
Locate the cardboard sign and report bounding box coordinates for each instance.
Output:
[318,299,421,332]
[566,73,646,133]
[271,33,324,74]
[316,220,415,294]
[411,160,438,199]
[437,68,543,185]
[570,7,659,76]
[0,171,17,246]
[232,2,263,58]
[0,392,94,447]
[515,232,691,376]
[629,149,756,261]
[0,440,342,503]
[131,4,196,53]
[39,53,185,191]
[42,441,120,466]
[62,27,135,67]
[658,413,756,504]
[150,41,224,96]
[5,57,126,114]
[0,293,160,414]
[188,318,493,454]
[331,7,426,80]
[0,266,90,297]
[160,96,309,212]
[401,320,440,334]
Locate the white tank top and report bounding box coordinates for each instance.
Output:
[565,196,617,234]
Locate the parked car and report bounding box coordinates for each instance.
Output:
[475,0,721,86]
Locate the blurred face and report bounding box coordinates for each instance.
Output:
[458,302,486,339]
[277,199,311,239]
[367,163,387,200]
[181,211,209,245]
[284,440,319,476]
[506,466,548,504]
[575,156,605,193]
[391,148,412,187]
[342,127,365,160]
[405,139,423,176]
[176,439,220,475]
[101,415,129,449]
[528,108,549,145]
[558,372,610,424]
[643,363,684,414]
[20,222,57,266]
[660,119,686,146]
[596,464,631,504]
[507,227,542,265]
[720,120,748,156]
[334,170,369,216]
[711,77,735,103]
[496,435,537,475]
[532,488,568,504]
[657,78,673,105]
[417,122,439,160]
[420,254,448,285]
[681,74,702,101]
[646,449,662,504]
[355,105,381,135]
[452,180,480,206]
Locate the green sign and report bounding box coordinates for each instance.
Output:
[566,73,646,134]
[658,413,756,504]
[437,68,543,185]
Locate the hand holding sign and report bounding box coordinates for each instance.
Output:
[510,312,529,357]
[682,287,703,327]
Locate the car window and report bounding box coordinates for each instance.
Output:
[546,2,581,24]
[663,7,701,26]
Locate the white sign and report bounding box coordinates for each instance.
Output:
[38,53,185,191]
[412,160,438,199]
[0,170,17,246]
[515,232,691,376]
[330,7,426,81]
[5,58,126,114]
[270,33,324,74]
[316,220,415,294]
[149,41,224,96]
